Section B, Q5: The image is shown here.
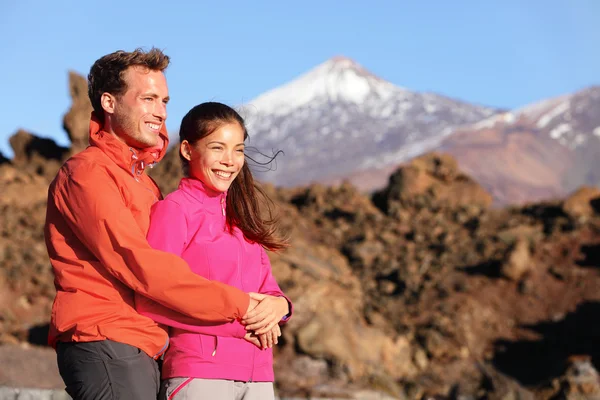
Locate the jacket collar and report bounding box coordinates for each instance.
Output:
[88,111,170,179]
[179,177,227,210]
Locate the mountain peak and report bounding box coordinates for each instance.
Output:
[328,55,360,68]
[330,55,355,63]
[318,56,376,79]
[246,57,405,116]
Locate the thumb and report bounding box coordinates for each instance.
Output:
[249,292,266,301]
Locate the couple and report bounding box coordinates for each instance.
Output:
[44,48,292,399]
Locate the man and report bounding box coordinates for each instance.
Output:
[44,48,261,399]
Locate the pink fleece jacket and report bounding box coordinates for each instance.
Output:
[136,177,292,382]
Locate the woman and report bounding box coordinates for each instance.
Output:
[137,102,292,400]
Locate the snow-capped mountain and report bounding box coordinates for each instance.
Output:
[242,57,499,188]
[440,86,600,204]
[463,86,600,150]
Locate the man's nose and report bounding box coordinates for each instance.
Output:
[154,101,167,120]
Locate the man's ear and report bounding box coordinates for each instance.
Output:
[100,92,116,114]
[180,140,192,161]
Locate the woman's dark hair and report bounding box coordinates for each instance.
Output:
[179,102,288,252]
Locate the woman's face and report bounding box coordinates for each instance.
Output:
[182,122,245,193]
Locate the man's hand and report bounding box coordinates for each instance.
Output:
[242,293,289,335]
[258,324,281,349]
[245,296,260,317]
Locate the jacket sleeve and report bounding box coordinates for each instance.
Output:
[52,163,249,322]
[137,302,247,338]
[135,198,246,338]
[259,248,293,323]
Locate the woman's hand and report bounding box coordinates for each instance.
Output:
[257,324,281,349]
[242,293,289,335]
[243,331,261,348]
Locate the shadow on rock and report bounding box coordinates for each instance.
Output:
[576,244,600,268]
[461,260,502,278]
[492,301,600,386]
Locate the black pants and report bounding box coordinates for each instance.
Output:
[57,340,160,399]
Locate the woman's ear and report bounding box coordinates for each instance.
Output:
[180,140,192,161]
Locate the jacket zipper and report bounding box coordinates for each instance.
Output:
[250,345,256,382]
[212,195,226,358]
[235,229,252,381]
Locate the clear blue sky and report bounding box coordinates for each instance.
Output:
[1,0,598,157]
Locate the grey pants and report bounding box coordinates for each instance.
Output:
[160,378,274,400]
[57,340,160,399]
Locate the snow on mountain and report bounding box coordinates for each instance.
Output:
[438,85,600,204]
[454,86,600,150]
[241,56,499,188]
[246,56,402,117]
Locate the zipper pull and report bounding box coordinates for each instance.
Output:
[221,197,226,216]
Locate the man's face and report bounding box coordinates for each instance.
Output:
[107,66,169,149]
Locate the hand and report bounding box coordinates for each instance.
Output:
[258,324,281,349]
[242,293,289,335]
[245,296,259,317]
[243,331,261,348]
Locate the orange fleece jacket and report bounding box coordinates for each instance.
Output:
[44,113,249,358]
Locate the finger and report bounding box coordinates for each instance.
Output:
[243,311,270,326]
[274,326,281,343]
[254,320,278,335]
[259,334,267,349]
[243,333,262,348]
[242,305,270,322]
[242,306,261,321]
[248,292,266,301]
[267,332,273,348]
[244,308,277,325]
[244,314,271,330]
[243,298,260,319]
[245,319,271,331]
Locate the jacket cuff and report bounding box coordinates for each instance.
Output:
[279,295,293,323]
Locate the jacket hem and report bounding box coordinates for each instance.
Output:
[162,363,274,382]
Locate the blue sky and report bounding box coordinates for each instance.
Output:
[1,0,598,157]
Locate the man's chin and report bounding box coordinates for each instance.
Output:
[145,136,165,157]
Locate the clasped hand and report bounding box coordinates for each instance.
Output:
[242,292,289,350]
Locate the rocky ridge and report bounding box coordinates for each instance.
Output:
[2,73,600,399]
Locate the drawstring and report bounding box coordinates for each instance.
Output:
[212,337,218,357]
[128,148,151,181]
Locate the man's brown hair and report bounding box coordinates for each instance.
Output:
[87,47,170,119]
